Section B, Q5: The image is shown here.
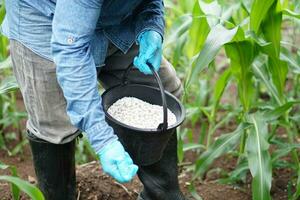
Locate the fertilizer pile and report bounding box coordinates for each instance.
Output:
[107,97,177,129]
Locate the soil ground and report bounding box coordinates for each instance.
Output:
[0,143,294,200]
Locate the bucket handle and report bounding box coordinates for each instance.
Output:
[122,62,168,131]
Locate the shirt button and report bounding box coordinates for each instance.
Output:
[67,36,74,44]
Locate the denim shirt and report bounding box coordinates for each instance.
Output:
[2,0,165,153]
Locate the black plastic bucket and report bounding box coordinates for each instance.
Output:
[101,63,185,166]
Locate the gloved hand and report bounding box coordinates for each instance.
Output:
[98,140,138,183]
[134,30,163,75]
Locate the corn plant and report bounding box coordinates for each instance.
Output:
[0,1,27,154]
[165,0,300,199]
[0,162,44,200]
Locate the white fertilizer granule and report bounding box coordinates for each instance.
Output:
[107,97,177,129]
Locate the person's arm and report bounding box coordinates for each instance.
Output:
[133,0,165,75]
[52,0,113,153]
[51,0,137,183]
[134,0,165,40]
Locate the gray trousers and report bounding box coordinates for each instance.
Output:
[10,40,183,144]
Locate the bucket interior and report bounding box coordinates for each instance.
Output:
[102,84,185,130]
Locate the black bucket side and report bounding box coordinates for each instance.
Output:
[102,84,185,165]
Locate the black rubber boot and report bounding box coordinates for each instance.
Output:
[27,131,76,200]
[137,132,186,200]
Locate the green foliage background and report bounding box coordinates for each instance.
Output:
[0,0,300,199]
[163,0,300,199]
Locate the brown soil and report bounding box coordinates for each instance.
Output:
[0,143,295,200]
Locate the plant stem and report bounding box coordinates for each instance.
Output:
[206,120,215,148]
[239,129,247,155]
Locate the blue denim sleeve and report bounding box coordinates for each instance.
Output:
[135,0,165,40]
[51,0,118,154]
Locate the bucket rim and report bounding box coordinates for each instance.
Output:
[102,83,185,133]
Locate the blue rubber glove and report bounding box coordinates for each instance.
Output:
[98,140,138,183]
[134,30,163,75]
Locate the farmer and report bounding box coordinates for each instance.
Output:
[2,0,186,199]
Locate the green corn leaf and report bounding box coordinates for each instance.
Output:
[266,58,288,100]
[262,101,300,122]
[271,143,300,163]
[279,0,288,9]
[292,168,300,200]
[171,34,187,67]
[0,163,22,200]
[250,0,275,33]
[8,140,28,156]
[225,40,258,112]
[241,0,252,14]
[178,134,184,163]
[0,35,9,59]
[280,47,300,74]
[0,162,9,169]
[211,67,231,117]
[199,0,222,27]
[194,123,251,178]
[252,55,282,105]
[164,14,192,48]
[9,166,20,200]
[188,184,203,200]
[0,176,44,200]
[0,0,5,25]
[0,56,12,69]
[0,76,19,94]
[221,3,242,24]
[186,24,238,87]
[231,26,246,42]
[282,9,300,19]
[261,1,282,59]
[164,0,184,17]
[245,31,271,47]
[218,158,249,184]
[186,0,210,58]
[261,1,287,99]
[246,113,272,200]
[183,143,205,152]
[178,0,193,13]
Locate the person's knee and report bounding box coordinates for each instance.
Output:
[159,58,183,99]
